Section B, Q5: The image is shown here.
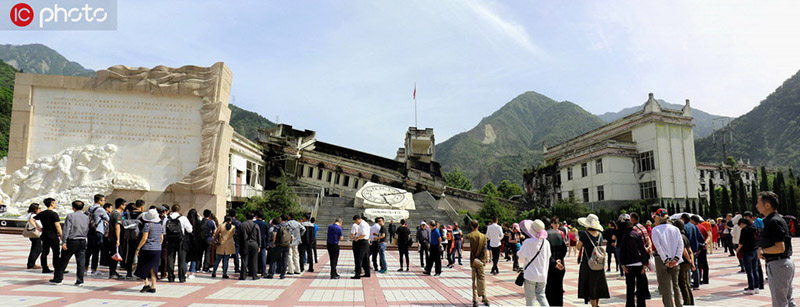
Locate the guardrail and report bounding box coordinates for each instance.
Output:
[228,184,263,198]
[290,186,324,218]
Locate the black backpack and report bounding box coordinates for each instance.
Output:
[200,219,214,240]
[87,206,99,231]
[166,216,183,242]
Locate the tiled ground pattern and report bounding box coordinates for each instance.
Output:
[0,234,798,306]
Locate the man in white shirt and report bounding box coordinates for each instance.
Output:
[370,220,382,271]
[350,215,371,279]
[650,209,684,307]
[486,217,504,275]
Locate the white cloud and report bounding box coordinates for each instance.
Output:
[463,0,544,56]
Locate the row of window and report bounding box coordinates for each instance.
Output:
[298,164,361,189]
[699,169,752,181]
[565,159,604,181]
[564,185,605,203]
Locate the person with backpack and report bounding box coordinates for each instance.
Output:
[575,214,610,307]
[121,200,144,279]
[272,215,292,279]
[164,204,192,283]
[300,214,315,272]
[286,213,304,275]
[199,209,217,272]
[85,194,109,276]
[617,215,650,307]
[264,217,280,279]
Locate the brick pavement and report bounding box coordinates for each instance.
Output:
[1,234,798,306]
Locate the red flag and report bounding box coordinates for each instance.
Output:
[413,83,416,100]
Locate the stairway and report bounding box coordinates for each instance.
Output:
[314,192,455,242]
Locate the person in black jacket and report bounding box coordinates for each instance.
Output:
[543,217,567,307]
[396,219,411,271]
[617,216,650,307]
[238,212,261,280]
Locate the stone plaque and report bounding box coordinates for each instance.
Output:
[29,87,204,190]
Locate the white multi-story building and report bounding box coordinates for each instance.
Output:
[226,132,266,203]
[696,160,758,201]
[525,93,699,209]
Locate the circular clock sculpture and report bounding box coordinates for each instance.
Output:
[360,185,406,206]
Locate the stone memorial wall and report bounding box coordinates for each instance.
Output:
[4,63,234,216]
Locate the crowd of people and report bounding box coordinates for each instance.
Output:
[20,191,796,306]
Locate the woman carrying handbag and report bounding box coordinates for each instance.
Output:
[518,219,552,306]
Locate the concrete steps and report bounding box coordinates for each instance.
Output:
[314,192,455,241]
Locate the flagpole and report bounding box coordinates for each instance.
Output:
[414,82,418,128]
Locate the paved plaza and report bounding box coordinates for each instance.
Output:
[0,234,798,306]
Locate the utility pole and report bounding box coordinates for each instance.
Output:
[712,117,732,162]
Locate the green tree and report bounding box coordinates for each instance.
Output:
[709,178,718,217]
[445,167,473,191]
[721,186,731,215]
[238,172,301,221]
[751,180,759,207]
[738,178,747,213]
[789,185,798,216]
[478,182,500,197]
[477,195,516,225]
[497,180,525,199]
[775,171,786,213]
[760,166,770,192]
[730,177,739,213]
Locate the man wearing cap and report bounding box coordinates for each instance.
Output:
[350,215,371,279]
[756,191,796,307]
[417,221,430,268]
[465,220,489,307]
[650,209,684,307]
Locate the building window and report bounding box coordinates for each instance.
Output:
[299,165,305,177]
[581,163,588,177]
[335,174,341,185]
[640,181,657,199]
[582,188,590,202]
[700,170,705,178]
[353,179,359,189]
[746,173,750,180]
[327,172,333,183]
[567,168,573,181]
[307,166,313,178]
[638,151,655,172]
[568,191,575,201]
[701,183,706,192]
[317,169,323,180]
[343,175,350,187]
[557,193,563,201]
[596,159,603,174]
[597,185,604,201]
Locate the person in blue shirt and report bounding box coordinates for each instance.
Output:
[326,218,343,279]
[680,213,704,290]
[424,220,442,276]
[311,217,319,264]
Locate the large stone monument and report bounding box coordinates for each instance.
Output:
[3,63,234,215]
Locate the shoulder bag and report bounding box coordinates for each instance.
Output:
[515,239,545,286]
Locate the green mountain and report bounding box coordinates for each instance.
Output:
[0,43,274,158]
[598,100,730,138]
[0,44,95,77]
[695,69,800,171]
[0,61,18,157]
[436,91,606,187]
[229,103,276,140]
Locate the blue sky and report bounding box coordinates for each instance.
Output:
[6,1,800,158]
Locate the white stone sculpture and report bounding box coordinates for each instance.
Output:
[0,144,149,216]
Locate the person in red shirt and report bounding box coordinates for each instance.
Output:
[710,220,719,254]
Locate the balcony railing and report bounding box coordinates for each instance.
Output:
[228,184,263,199]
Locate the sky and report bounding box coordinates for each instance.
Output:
[5,0,800,158]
